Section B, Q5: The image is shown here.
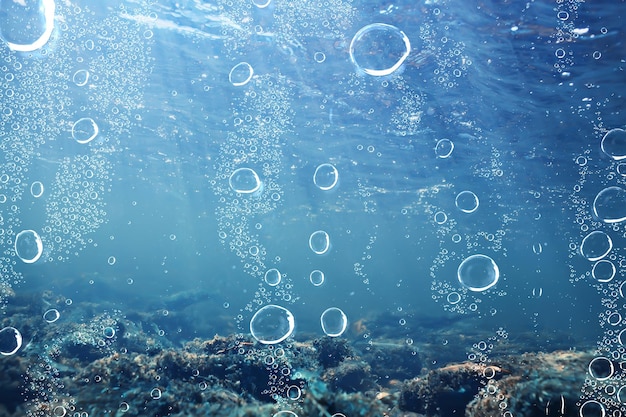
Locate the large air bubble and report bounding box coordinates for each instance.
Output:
[457,254,500,292]
[309,230,330,254]
[250,305,295,344]
[349,23,411,76]
[592,260,616,283]
[0,0,55,52]
[14,229,43,263]
[320,307,348,337]
[593,186,626,224]
[229,62,254,87]
[580,230,612,261]
[0,327,22,356]
[229,168,262,194]
[601,128,626,160]
[313,163,339,191]
[264,268,281,286]
[435,139,454,158]
[588,356,614,380]
[72,118,99,144]
[455,190,479,213]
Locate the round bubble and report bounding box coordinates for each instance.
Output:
[309,270,325,286]
[264,268,281,286]
[15,229,43,263]
[273,412,298,417]
[72,118,99,144]
[250,305,295,344]
[446,292,461,304]
[592,260,616,283]
[457,254,500,292]
[30,181,44,198]
[309,230,330,255]
[229,168,262,194]
[0,0,54,52]
[601,128,626,160]
[72,69,90,87]
[252,0,272,9]
[287,385,302,400]
[588,356,614,380]
[52,406,66,417]
[435,139,454,158]
[579,400,605,417]
[313,163,339,191]
[314,52,326,63]
[434,211,447,224]
[580,230,612,261]
[618,386,626,404]
[349,23,411,76]
[593,186,626,224]
[229,62,254,87]
[43,309,60,323]
[320,307,348,337]
[0,326,22,356]
[150,388,161,400]
[103,327,116,338]
[455,191,479,213]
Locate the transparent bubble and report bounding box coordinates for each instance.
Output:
[320,307,348,337]
[349,23,411,76]
[579,400,605,417]
[119,402,130,413]
[532,242,543,255]
[309,230,330,255]
[30,181,44,198]
[43,308,60,323]
[0,0,54,52]
[287,385,302,400]
[457,254,500,292]
[314,52,326,63]
[592,260,616,283]
[607,312,621,326]
[53,406,66,417]
[309,270,325,286]
[252,0,272,9]
[0,326,22,355]
[273,412,298,417]
[72,69,90,87]
[229,62,254,87]
[446,292,461,304]
[250,305,295,344]
[150,388,162,400]
[617,386,626,404]
[14,229,43,263]
[580,230,612,261]
[601,128,626,160]
[588,356,614,380]
[103,327,116,338]
[72,118,99,144]
[435,138,454,158]
[229,168,262,194]
[455,190,479,213]
[264,268,282,286]
[593,186,626,224]
[434,211,447,224]
[313,163,339,191]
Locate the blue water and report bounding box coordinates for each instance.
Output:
[1,0,625,414]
